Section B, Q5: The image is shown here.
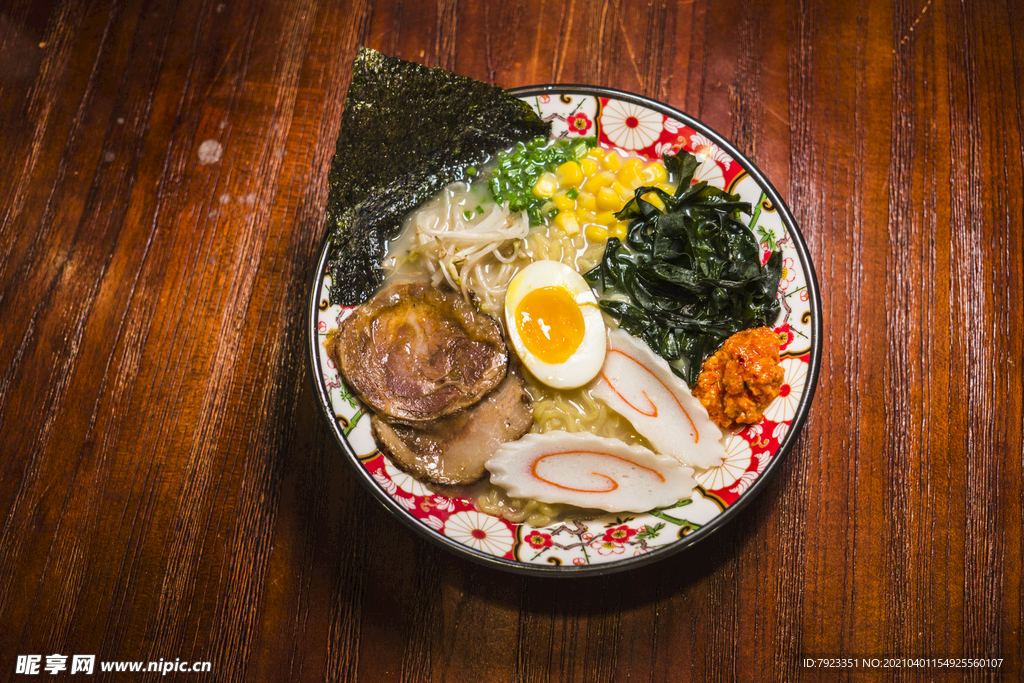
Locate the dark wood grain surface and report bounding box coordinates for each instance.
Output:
[2,0,1022,680]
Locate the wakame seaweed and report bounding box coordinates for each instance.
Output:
[584,150,782,387]
[324,48,550,305]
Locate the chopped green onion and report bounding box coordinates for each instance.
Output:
[487,136,597,226]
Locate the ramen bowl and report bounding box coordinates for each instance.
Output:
[308,85,822,576]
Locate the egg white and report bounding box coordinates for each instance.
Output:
[504,260,607,389]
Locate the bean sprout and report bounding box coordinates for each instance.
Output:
[411,193,531,316]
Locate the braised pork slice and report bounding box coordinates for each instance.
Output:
[331,281,507,423]
[371,371,533,485]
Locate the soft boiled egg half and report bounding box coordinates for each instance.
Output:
[504,260,606,389]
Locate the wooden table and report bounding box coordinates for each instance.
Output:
[2,0,1021,680]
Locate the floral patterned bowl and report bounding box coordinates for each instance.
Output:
[308,85,822,576]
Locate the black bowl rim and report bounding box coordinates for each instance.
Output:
[307,83,823,578]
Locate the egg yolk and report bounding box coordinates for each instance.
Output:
[515,286,586,364]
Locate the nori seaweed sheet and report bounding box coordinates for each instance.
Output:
[325,48,551,305]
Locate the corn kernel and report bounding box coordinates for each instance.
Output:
[556,161,583,187]
[595,211,617,226]
[596,187,624,212]
[611,221,629,241]
[532,172,557,198]
[655,182,677,195]
[576,191,597,212]
[585,224,610,242]
[602,152,622,172]
[582,171,616,194]
[587,148,606,160]
[618,164,644,190]
[611,181,634,202]
[641,191,666,212]
[552,193,576,211]
[580,158,599,176]
[641,162,668,184]
[554,211,580,235]
[577,209,597,226]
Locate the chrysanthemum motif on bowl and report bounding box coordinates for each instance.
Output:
[772,421,790,443]
[689,133,734,170]
[762,357,808,423]
[384,462,432,497]
[693,154,725,189]
[600,100,663,150]
[663,118,686,135]
[696,433,753,491]
[444,511,515,555]
[728,450,770,496]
